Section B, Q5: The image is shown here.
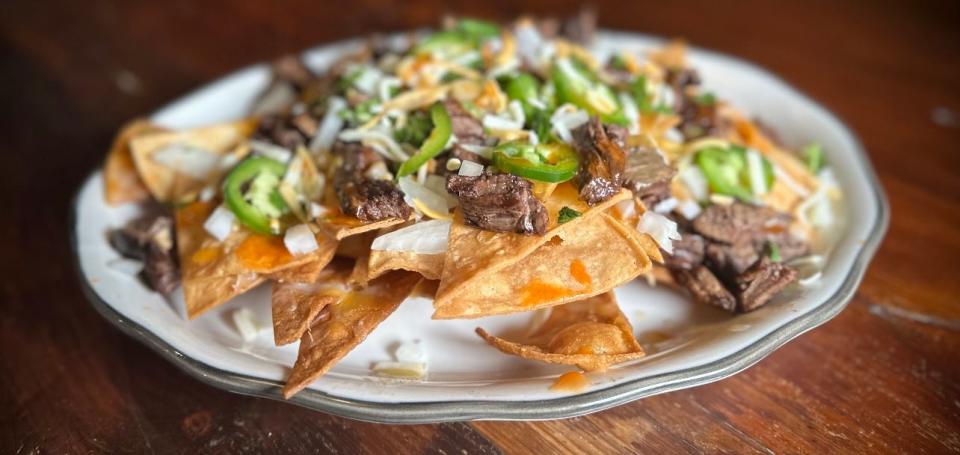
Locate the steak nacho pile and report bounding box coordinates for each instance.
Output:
[102,12,842,397]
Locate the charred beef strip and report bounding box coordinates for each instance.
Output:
[704,241,760,281]
[254,112,320,150]
[691,202,789,244]
[332,141,412,222]
[445,100,486,145]
[446,173,548,235]
[735,258,797,312]
[672,266,737,312]
[622,146,677,207]
[442,99,491,165]
[572,118,627,205]
[665,68,730,140]
[108,215,180,295]
[664,232,705,271]
[663,202,807,312]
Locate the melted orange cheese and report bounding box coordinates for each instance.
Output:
[569,259,592,287]
[550,371,589,392]
[520,280,578,307]
[190,246,220,265]
[236,234,292,271]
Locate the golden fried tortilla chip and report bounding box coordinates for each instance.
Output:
[435,183,631,310]
[367,250,444,282]
[282,271,421,398]
[103,119,166,205]
[433,213,651,319]
[130,119,257,202]
[319,216,408,241]
[175,201,338,318]
[271,260,353,345]
[476,291,645,371]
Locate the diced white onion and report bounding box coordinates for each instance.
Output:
[656,83,676,108]
[637,211,681,254]
[372,361,426,379]
[680,165,709,201]
[152,143,221,179]
[310,202,330,219]
[198,185,216,202]
[458,160,484,177]
[653,197,679,214]
[203,205,236,241]
[424,174,458,208]
[370,219,451,254]
[527,130,540,145]
[677,199,702,220]
[284,224,319,255]
[310,96,347,152]
[250,139,292,163]
[515,22,545,64]
[550,104,590,143]
[745,148,768,196]
[232,308,263,342]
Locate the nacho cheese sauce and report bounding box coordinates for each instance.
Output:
[569,259,592,287]
[237,234,293,270]
[520,280,578,307]
[550,371,589,392]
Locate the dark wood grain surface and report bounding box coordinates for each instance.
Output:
[2,1,959,453]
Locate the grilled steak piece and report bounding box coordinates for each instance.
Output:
[759,231,810,263]
[573,118,627,205]
[622,146,677,207]
[444,100,487,145]
[254,112,320,150]
[735,258,797,311]
[446,173,548,235]
[332,141,412,222]
[705,241,760,281]
[692,202,789,245]
[672,266,736,312]
[108,214,180,295]
[664,232,705,271]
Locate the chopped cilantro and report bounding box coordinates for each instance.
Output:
[394,111,433,147]
[527,109,555,143]
[609,54,628,71]
[338,99,378,126]
[558,206,582,224]
[693,92,716,106]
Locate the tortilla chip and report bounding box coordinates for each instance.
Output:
[335,231,377,259]
[103,119,166,205]
[367,250,444,281]
[435,183,631,309]
[476,291,645,371]
[648,265,680,290]
[348,251,371,288]
[282,271,421,398]
[411,279,440,299]
[129,119,257,202]
[271,260,353,345]
[319,216,407,241]
[433,213,651,319]
[175,201,338,318]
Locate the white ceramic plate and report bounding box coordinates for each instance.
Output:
[73,30,887,423]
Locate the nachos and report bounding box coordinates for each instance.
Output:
[102,12,842,397]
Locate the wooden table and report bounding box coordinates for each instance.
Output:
[2,1,958,453]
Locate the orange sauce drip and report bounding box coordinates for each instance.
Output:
[569,259,592,287]
[550,371,589,392]
[334,291,380,315]
[324,215,364,227]
[236,234,292,271]
[520,280,577,307]
[190,247,220,265]
[576,345,596,355]
[177,201,214,228]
